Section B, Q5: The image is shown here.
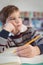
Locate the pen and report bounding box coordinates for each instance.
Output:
[13,35,40,53]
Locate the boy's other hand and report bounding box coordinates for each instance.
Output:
[3,22,15,32]
[3,18,20,34]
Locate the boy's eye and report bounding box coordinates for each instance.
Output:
[12,18,15,20]
[19,16,22,19]
[8,17,16,20]
[19,16,21,18]
[8,16,21,21]
[10,18,16,20]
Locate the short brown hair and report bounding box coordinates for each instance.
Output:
[0,5,19,24]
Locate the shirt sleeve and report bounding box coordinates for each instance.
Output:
[37,44,43,54]
[0,29,10,39]
[0,29,10,53]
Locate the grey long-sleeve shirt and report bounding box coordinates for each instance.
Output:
[0,27,43,54]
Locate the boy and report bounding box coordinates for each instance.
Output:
[0,5,43,57]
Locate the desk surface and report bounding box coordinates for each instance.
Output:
[0,48,43,65]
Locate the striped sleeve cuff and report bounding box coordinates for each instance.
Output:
[0,29,10,39]
[37,44,43,54]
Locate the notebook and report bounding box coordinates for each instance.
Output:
[0,47,43,65]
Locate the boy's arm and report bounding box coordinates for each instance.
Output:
[0,29,10,53]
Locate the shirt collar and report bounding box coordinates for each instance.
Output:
[20,24,27,33]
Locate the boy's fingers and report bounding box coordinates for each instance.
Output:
[17,47,27,54]
[17,45,29,51]
[17,45,35,58]
[17,48,28,56]
[17,46,31,54]
[17,47,33,57]
[17,45,34,55]
[17,52,30,57]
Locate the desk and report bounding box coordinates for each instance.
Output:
[0,48,43,65]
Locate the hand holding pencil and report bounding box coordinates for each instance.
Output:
[13,35,40,58]
[13,35,40,52]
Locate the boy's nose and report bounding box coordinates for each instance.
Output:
[16,20,20,23]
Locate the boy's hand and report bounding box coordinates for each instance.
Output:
[3,18,20,34]
[3,18,15,32]
[3,22,15,32]
[17,45,40,58]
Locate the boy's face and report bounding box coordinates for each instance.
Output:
[7,10,22,33]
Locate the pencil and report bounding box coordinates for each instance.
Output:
[25,35,40,46]
[13,35,40,53]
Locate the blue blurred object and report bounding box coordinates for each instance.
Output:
[0,21,2,31]
[32,18,43,31]
[0,21,2,26]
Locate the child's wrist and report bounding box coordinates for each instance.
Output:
[3,27,11,32]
